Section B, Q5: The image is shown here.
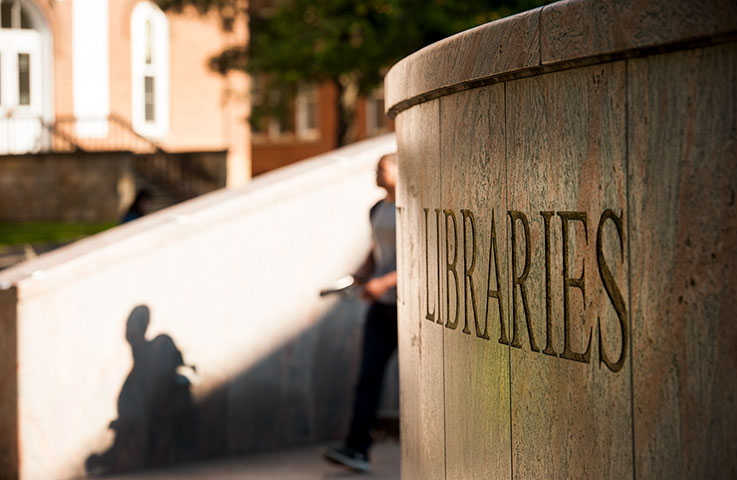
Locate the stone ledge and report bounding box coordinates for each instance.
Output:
[385,7,541,117]
[541,0,737,64]
[385,0,737,118]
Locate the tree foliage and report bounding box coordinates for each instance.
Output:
[248,0,548,92]
[157,0,550,144]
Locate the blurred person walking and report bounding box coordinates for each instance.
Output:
[121,189,152,223]
[323,153,398,473]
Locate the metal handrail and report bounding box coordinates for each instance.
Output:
[0,114,163,154]
[40,117,86,152]
[1,113,221,199]
[50,115,163,154]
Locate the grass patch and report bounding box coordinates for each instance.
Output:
[0,221,117,247]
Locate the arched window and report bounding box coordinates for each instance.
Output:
[0,0,32,29]
[131,2,169,138]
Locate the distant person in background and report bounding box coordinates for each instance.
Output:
[121,189,152,223]
[323,153,398,473]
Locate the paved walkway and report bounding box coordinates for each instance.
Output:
[105,441,400,480]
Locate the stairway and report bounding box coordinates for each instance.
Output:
[131,164,188,213]
[132,152,222,213]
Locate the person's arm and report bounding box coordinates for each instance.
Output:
[361,270,397,302]
[353,250,375,285]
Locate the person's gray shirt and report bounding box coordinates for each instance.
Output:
[370,200,397,305]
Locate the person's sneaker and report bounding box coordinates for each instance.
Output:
[322,446,370,473]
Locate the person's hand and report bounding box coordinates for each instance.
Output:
[361,277,390,302]
[352,267,371,285]
[353,251,375,285]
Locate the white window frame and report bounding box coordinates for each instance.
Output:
[265,86,292,140]
[295,83,319,141]
[365,88,387,136]
[0,29,43,153]
[131,1,169,139]
[0,30,41,113]
[0,0,52,154]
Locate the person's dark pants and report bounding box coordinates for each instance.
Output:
[345,301,398,455]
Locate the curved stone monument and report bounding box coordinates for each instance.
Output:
[385,0,737,478]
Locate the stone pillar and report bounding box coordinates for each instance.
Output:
[386,1,737,478]
[226,69,252,186]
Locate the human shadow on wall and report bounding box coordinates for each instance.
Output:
[83,299,398,474]
[85,305,197,475]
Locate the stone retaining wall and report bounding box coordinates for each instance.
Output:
[0,150,228,222]
[0,152,134,222]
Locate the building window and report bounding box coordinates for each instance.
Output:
[250,76,321,143]
[0,0,32,30]
[266,86,294,139]
[295,84,319,140]
[131,2,169,138]
[365,89,388,136]
[17,52,29,105]
[249,76,267,135]
[144,75,155,121]
[0,2,41,114]
[0,0,51,154]
[144,19,153,64]
[0,0,36,110]
[250,77,294,140]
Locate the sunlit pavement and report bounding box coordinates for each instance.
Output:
[103,441,400,480]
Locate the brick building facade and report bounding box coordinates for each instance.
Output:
[1,0,390,189]
[0,0,250,185]
[250,80,392,176]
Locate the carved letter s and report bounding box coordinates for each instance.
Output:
[597,209,628,373]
